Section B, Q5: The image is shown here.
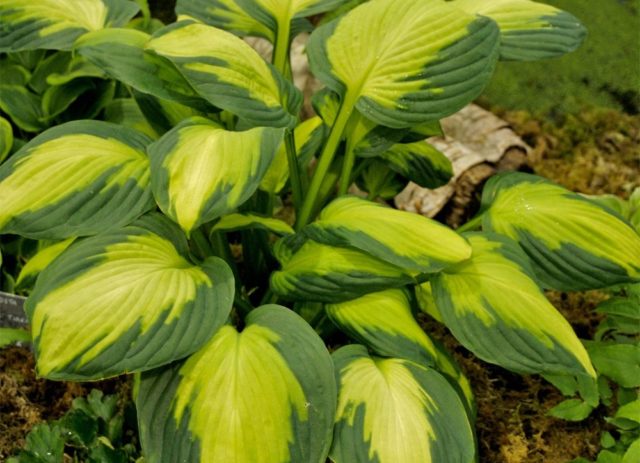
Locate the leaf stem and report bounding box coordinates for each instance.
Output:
[284,129,303,212]
[210,230,240,280]
[296,93,355,229]
[273,20,292,80]
[456,213,484,233]
[338,145,356,196]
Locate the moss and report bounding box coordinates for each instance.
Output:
[496,107,640,197]
[481,0,640,115]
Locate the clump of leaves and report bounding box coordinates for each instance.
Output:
[0,0,638,462]
[7,389,141,463]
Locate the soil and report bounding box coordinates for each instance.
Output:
[0,346,130,460]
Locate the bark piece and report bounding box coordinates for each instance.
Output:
[395,105,531,224]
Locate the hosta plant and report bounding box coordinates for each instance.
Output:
[1,0,639,462]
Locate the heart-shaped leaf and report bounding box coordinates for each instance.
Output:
[330,345,476,463]
[327,288,476,416]
[137,305,336,463]
[0,0,140,52]
[0,121,154,239]
[307,0,500,128]
[26,215,235,380]
[149,117,284,234]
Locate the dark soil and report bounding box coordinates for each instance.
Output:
[0,346,130,460]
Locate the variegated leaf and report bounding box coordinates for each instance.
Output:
[307,0,500,128]
[482,172,640,290]
[326,289,439,366]
[271,239,414,302]
[330,345,476,463]
[303,196,471,273]
[26,215,235,380]
[327,288,476,417]
[176,0,273,39]
[0,121,154,239]
[379,141,453,189]
[212,213,294,235]
[148,117,284,234]
[452,0,586,60]
[431,232,596,377]
[75,28,214,111]
[146,21,301,128]
[16,238,75,289]
[137,305,336,463]
[0,0,140,52]
[0,116,12,162]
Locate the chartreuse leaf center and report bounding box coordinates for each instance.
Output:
[482,172,640,290]
[490,182,639,275]
[0,135,146,228]
[150,26,280,108]
[174,325,307,462]
[26,217,234,380]
[331,345,475,463]
[136,306,336,462]
[304,196,471,272]
[149,117,284,234]
[0,0,140,52]
[32,235,210,375]
[146,21,300,128]
[0,121,154,239]
[326,289,440,366]
[10,0,108,34]
[432,232,596,377]
[339,357,436,461]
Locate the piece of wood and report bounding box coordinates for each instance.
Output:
[395,105,531,225]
